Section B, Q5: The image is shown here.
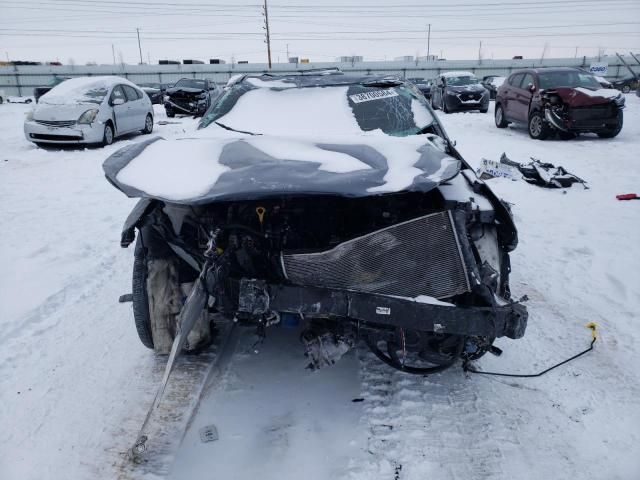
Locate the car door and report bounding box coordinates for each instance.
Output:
[109,85,132,134]
[122,85,146,131]
[511,73,535,122]
[501,73,524,121]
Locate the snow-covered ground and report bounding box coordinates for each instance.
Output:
[1,96,639,480]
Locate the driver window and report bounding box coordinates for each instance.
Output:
[521,73,535,90]
[111,85,126,103]
[509,73,524,87]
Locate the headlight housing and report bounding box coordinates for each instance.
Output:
[198,92,208,100]
[446,91,457,96]
[78,109,99,124]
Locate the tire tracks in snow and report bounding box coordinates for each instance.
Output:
[350,283,640,480]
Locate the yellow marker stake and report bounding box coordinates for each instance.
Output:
[256,207,266,225]
[586,322,598,339]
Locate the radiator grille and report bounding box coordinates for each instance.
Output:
[282,211,471,299]
[35,119,76,127]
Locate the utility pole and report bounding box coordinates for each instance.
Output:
[426,23,431,60]
[286,43,289,61]
[263,0,272,68]
[111,44,116,65]
[574,46,578,58]
[136,28,143,64]
[478,40,482,64]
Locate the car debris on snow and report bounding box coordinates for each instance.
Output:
[478,152,587,189]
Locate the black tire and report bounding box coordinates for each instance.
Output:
[480,107,488,113]
[621,85,631,94]
[142,114,153,134]
[102,122,114,146]
[165,106,175,118]
[528,110,552,140]
[495,103,509,128]
[0,96,3,104]
[597,110,623,138]
[132,237,154,349]
[25,98,33,104]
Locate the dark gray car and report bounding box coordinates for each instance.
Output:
[430,72,490,113]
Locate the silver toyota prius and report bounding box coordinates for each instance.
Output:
[24,76,154,147]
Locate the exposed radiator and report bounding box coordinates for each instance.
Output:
[281,211,471,300]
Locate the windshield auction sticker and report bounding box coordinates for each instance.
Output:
[349,89,399,103]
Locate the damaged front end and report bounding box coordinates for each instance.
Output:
[539,87,625,136]
[121,176,527,374]
[164,88,209,116]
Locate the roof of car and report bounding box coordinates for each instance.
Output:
[512,66,584,75]
[238,72,407,88]
[440,71,475,78]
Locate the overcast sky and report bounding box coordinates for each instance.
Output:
[1,0,639,65]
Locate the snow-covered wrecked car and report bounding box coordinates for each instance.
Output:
[495,67,625,139]
[163,78,219,117]
[104,72,527,374]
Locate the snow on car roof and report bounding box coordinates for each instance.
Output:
[441,71,476,78]
[40,76,136,105]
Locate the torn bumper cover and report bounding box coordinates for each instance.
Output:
[238,279,528,340]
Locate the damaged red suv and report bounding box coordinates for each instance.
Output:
[495,67,625,140]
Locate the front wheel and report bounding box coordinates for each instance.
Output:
[598,110,623,138]
[495,104,509,128]
[165,106,175,118]
[102,123,114,146]
[132,239,154,349]
[142,114,153,134]
[528,111,552,140]
[480,107,488,113]
[621,85,631,94]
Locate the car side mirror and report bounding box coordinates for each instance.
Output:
[528,83,536,92]
[112,98,125,106]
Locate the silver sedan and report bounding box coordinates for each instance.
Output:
[24,76,154,147]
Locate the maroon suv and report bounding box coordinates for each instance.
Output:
[495,67,625,140]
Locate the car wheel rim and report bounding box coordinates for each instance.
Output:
[146,117,152,131]
[530,116,542,136]
[496,107,503,124]
[106,127,113,144]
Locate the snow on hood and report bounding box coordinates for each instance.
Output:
[447,84,485,93]
[550,86,623,106]
[103,130,461,204]
[39,76,128,106]
[33,103,97,122]
[574,87,621,99]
